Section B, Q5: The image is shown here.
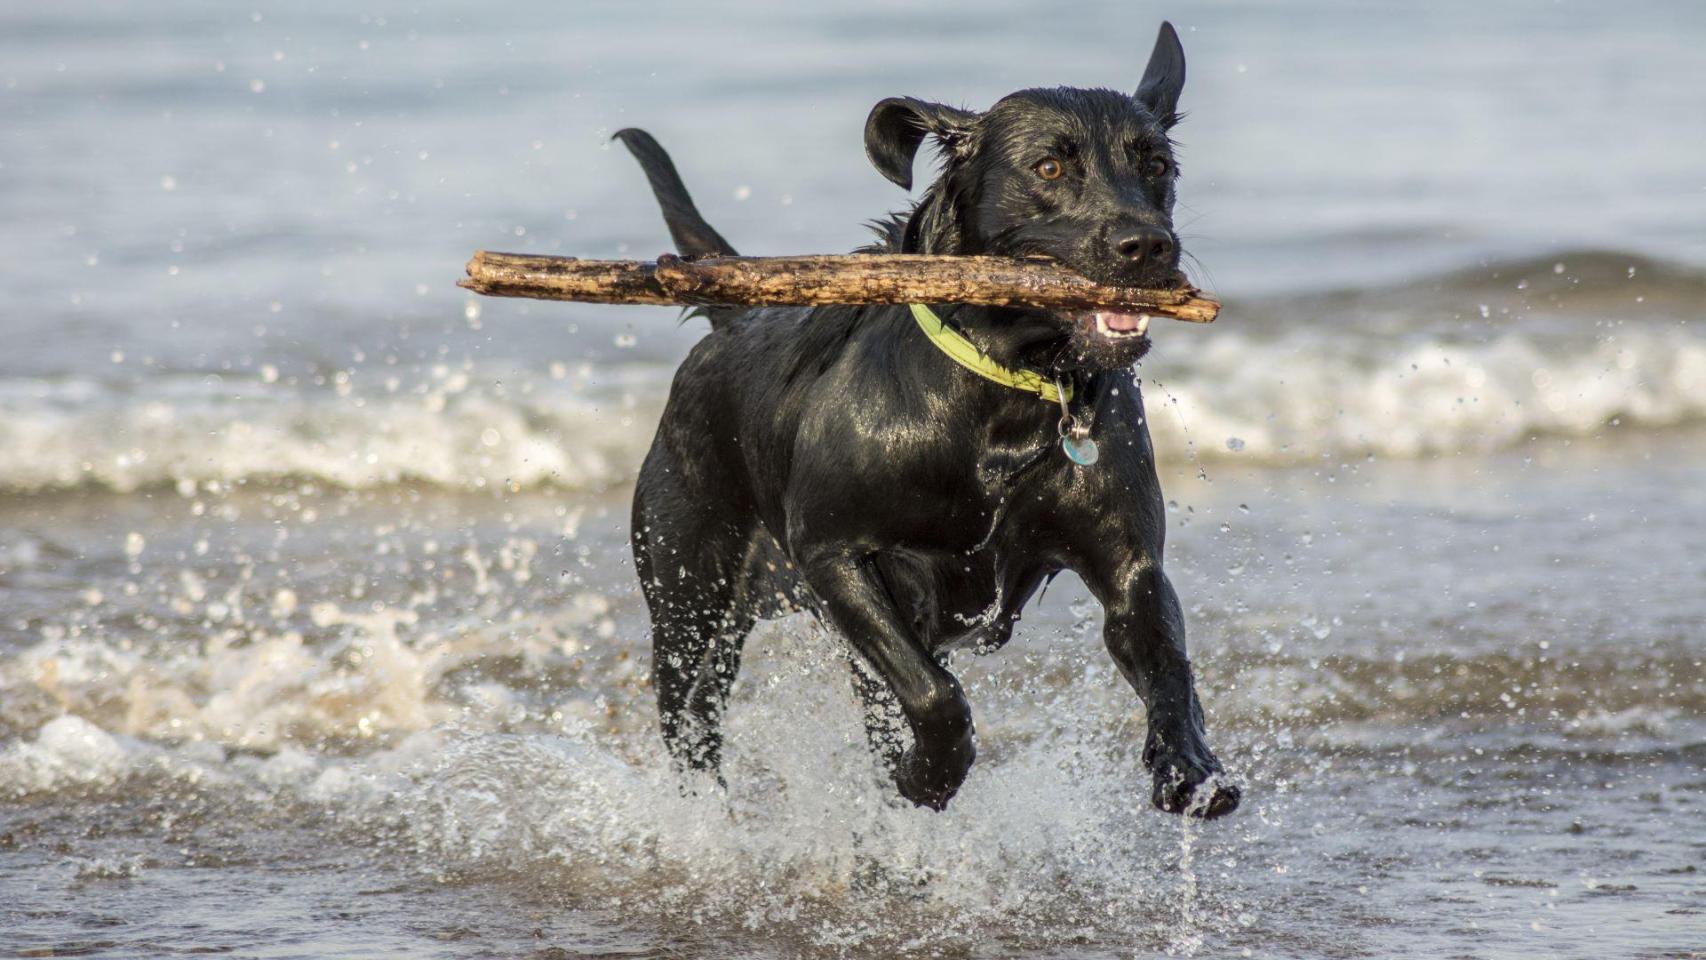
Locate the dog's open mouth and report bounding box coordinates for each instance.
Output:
[1088,310,1151,340]
[1061,309,1155,369]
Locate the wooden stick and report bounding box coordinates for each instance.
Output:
[458,251,1219,323]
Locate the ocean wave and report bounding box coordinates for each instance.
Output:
[1268,249,1706,318]
[1142,249,1706,461]
[1142,321,1706,462]
[9,599,1692,955]
[1,252,1702,494]
[0,367,660,495]
[4,598,1696,952]
[1412,249,1706,311]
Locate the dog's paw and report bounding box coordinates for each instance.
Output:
[895,770,956,811]
[1150,755,1241,819]
[893,743,973,812]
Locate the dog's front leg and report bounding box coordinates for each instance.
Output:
[799,546,974,810]
[1103,564,1241,818]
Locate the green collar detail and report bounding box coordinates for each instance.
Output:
[908,303,1070,403]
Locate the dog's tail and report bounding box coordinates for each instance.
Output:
[613,128,738,259]
[613,129,742,330]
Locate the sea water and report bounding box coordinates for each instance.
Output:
[2,2,1703,956]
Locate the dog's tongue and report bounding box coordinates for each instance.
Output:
[1096,311,1150,334]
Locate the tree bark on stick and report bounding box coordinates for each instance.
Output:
[459,251,1219,323]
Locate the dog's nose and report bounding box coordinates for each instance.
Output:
[1115,227,1175,265]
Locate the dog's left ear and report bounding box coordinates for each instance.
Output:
[1135,21,1186,127]
[864,97,979,191]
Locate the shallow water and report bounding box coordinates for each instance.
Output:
[3,2,1705,958]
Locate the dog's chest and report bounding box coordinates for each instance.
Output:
[873,546,1039,653]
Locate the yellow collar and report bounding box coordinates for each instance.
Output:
[908,303,1070,403]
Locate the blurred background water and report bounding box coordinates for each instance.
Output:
[1,2,1703,957]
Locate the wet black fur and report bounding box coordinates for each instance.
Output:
[620,23,1239,817]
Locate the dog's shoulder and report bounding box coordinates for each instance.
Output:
[686,301,911,391]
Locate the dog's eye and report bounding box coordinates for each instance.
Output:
[1144,156,1170,178]
[1034,158,1064,181]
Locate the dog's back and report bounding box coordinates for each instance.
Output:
[614,126,927,535]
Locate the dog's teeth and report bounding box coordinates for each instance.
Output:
[1090,311,1150,338]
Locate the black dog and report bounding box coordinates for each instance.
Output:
[619,22,1238,818]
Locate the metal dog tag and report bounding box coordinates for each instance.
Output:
[1053,376,1098,466]
[1061,433,1100,466]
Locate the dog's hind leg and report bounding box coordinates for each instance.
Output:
[632,454,756,779]
[657,593,753,778]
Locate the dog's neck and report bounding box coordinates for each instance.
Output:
[937,304,1076,378]
[902,188,1080,378]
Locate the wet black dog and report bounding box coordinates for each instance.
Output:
[619,22,1238,818]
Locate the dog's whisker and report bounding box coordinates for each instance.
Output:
[1178,250,1220,298]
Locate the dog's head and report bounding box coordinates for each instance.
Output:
[865,22,1189,370]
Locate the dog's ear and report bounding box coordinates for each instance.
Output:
[864,97,978,191]
[1135,21,1186,127]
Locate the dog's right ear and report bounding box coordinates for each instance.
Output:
[864,97,978,191]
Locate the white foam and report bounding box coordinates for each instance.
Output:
[0,715,138,796]
[6,598,1696,949]
[0,614,1260,951]
[0,322,1701,494]
[1,587,620,754]
[0,366,659,494]
[1141,324,1706,462]
[337,621,1284,951]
